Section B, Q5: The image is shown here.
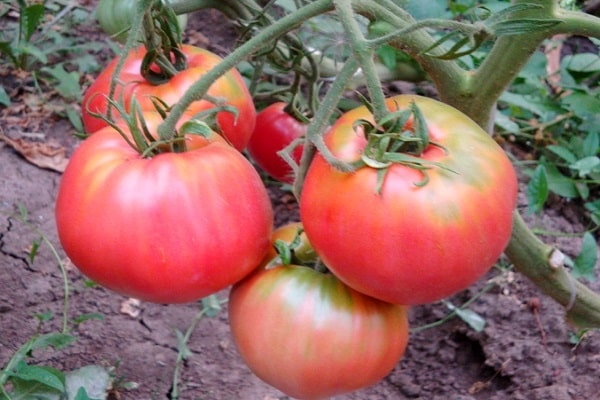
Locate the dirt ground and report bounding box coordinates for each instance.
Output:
[1,5,600,400]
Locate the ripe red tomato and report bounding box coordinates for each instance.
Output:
[246,102,306,183]
[228,265,409,399]
[82,45,255,151]
[300,94,518,305]
[55,124,273,304]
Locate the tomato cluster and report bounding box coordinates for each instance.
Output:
[56,39,517,398]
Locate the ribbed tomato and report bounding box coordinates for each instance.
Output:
[300,94,518,305]
[82,45,255,151]
[55,123,272,303]
[228,265,409,399]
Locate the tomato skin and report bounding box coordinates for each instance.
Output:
[228,265,409,400]
[246,102,306,183]
[300,94,518,305]
[82,45,255,151]
[55,126,273,304]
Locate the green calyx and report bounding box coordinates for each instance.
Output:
[354,101,455,192]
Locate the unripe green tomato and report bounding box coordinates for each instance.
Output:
[96,0,188,44]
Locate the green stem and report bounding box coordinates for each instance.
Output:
[335,0,388,120]
[553,4,600,38]
[169,0,247,19]
[293,56,360,199]
[505,212,600,329]
[105,0,151,123]
[157,0,335,140]
[353,0,469,104]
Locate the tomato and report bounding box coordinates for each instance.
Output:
[82,45,255,151]
[55,124,273,304]
[300,94,518,305]
[246,102,306,183]
[96,0,188,44]
[260,222,316,267]
[228,265,409,399]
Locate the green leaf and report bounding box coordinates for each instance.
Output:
[494,110,520,134]
[179,119,213,138]
[562,92,600,116]
[563,53,600,75]
[201,294,222,318]
[9,361,65,392]
[569,156,600,178]
[73,387,92,400]
[34,312,53,323]
[30,333,76,353]
[582,132,600,158]
[541,161,579,198]
[174,329,193,360]
[71,313,104,325]
[376,45,398,70]
[66,107,84,133]
[17,42,48,65]
[0,41,17,64]
[41,65,81,101]
[21,3,45,42]
[28,239,40,263]
[400,0,450,20]
[499,91,554,118]
[0,85,11,106]
[527,164,548,214]
[65,365,110,400]
[546,145,577,164]
[572,232,598,282]
[445,302,486,332]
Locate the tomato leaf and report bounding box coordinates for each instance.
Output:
[20,2,46,43]
[175,329,193,360]
[8,360,65,393]
[527,164,549,215]
[201,295,222,318]
[376,45,398,70]
[569,156,600,178]
[572,232,598,282]
[445,302,486,332]
[41,64,82,101]
[0,85,10,107]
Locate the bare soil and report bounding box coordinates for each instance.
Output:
[1,5,599,400]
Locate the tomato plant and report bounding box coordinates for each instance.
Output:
[96,0,188,44]
[300,94,518,305]
[81,45,255,151]
[246,102,306,184]
[228,265,409,399]
[55,123,273,304]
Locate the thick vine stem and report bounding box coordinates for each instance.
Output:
[505,212,600,329]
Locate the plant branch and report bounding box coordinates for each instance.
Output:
[334,0,388,120]
[352,0,469,104]
[505,212,600,329]
[293,56,361,199]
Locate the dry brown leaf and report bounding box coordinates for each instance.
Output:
[0,133,69,172]
[120,298,142,318]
